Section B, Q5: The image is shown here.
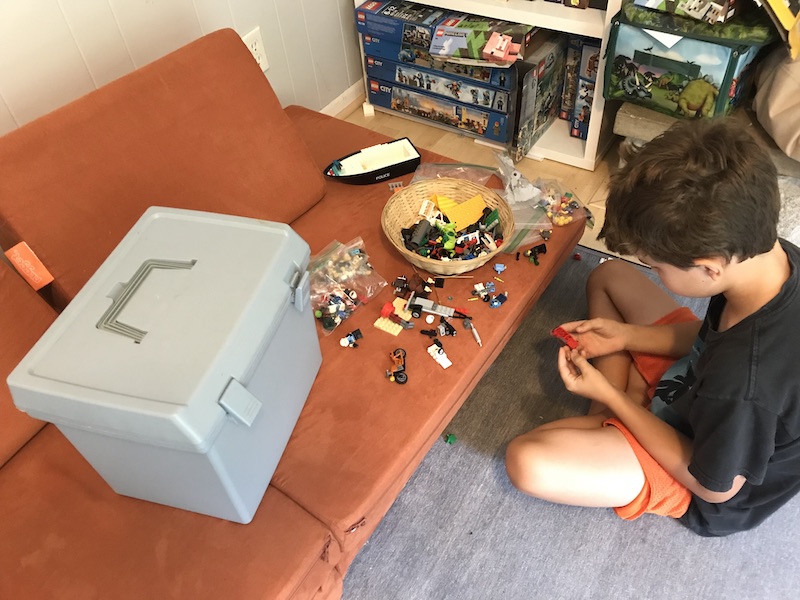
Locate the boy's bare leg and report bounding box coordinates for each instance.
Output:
[505,260,682,507]
[584,259,682,413]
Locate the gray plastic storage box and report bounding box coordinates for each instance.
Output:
[7,207,322,523]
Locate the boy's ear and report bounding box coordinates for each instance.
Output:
[693,257,726,280]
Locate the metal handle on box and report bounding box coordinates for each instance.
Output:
[96,258,197,343]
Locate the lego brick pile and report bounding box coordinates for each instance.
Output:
[400,192,504,262]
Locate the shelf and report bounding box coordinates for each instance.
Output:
[417,0,608,39]
[354,0,623,171]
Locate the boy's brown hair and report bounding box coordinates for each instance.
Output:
[600,118,780,268]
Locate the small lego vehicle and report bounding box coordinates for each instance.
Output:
[386,348,408,384]
[405,292,468,319]
[551,326,579,350]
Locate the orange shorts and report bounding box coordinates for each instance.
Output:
[605,306,700,521]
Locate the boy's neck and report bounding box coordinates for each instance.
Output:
[719,242,790,331]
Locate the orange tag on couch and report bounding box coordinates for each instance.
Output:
[4,242,54,290]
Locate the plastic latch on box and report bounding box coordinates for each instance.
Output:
[218,378,262,427]
[290,269,310,312]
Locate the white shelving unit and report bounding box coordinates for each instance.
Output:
[356,0,623,171]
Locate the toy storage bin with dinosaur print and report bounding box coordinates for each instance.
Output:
[603,2,774,119]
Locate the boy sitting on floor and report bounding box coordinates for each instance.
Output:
[505,118,800,537]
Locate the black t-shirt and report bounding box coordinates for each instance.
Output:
[649,240,800,536]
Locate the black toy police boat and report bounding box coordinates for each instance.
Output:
[323,137,421,185]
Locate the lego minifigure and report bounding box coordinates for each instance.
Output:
[339,329,363,348]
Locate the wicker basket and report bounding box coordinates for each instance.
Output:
[381,177,514,276]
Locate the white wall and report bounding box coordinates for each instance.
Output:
[0,0,365,137]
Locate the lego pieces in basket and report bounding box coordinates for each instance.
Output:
[400,195,504,263]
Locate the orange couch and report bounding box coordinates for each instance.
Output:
[0,29,583,599]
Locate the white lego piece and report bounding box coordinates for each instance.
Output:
[427,343,452,369]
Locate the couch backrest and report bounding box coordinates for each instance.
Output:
[0,28,326,311]
[0,262,57,467]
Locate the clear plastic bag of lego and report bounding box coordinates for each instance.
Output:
[484,151,550,252]
[307,237,387,334]
[493,150,542,206]
[409,162,497,187]
[534,178,587,227]
[502,201,553,253]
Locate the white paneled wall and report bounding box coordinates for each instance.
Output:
[0,0,364,137]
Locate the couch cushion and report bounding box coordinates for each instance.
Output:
[278,107,585,567]
[0,261,55,467]
[0,425,340,600]
[0,28,325,311]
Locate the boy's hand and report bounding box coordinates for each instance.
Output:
[557,347,618,406]
[559,318,628,358]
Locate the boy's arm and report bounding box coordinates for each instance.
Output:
[605,387,746,503]
[623,320,703,358]
[560,349,745,503]
[565,318,702,359]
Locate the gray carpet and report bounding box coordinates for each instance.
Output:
[342,245,800,600]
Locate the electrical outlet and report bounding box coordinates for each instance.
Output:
[243,27,269,72]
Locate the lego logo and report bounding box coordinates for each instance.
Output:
[364,1,380,10]
[435,29,443,36]
[357,12,365,22]
[370,80,379,91]
[365,35,372,42]
[368,57,374,65]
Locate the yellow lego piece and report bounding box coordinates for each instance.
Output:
[432,193,457,213]
[392,297,412,321]
[373,317,402,336]
[436,193,488,230]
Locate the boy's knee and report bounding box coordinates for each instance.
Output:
[505,435,549,496]
[586,259,636,296]
[587,258,627,286]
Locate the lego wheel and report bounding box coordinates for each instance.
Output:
[393,348,406,358]
[394,371,408,384]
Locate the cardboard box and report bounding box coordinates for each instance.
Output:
[365,54,514,114]
[429,15,536,63]
[513,34,567,160]
[355,1,452,49]
[570,40,601,140]
[559,35,596,120]
[361,35,515,90]
[367,77,512,144]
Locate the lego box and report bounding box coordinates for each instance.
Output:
[513,34,567,160]
[355,1,453,49]
[429,15,537,63]
[570,40,601,140]
[365,55,514,114]
[367,78,512,144]
[361,34,515,90]
[559,35,599,120]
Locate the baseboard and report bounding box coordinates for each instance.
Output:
[322,81,365,118]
